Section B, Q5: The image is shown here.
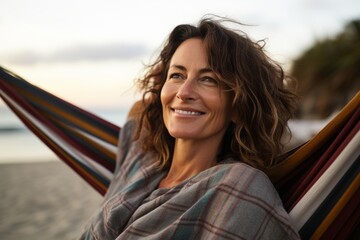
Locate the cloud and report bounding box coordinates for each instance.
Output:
[4,43,150,65]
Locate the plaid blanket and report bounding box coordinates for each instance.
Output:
[80,120,300,239]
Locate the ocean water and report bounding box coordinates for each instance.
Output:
[0,107,129,164]
[0,105,330,164]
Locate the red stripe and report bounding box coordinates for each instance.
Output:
[282,107,359,210]
[1,68,119,132]
[1,78,108,195]
[4,97,107,195]
[1,77,116,172]
[26,106,106,194]
[290,118,359,209]
[321,186,360,239]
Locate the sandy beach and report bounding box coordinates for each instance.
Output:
[0,161,103,240]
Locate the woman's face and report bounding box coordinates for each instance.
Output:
[161,38,232,143]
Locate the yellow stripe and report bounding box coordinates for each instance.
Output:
[310,173,360,239]
[11,102,108,194]
[57,119,117,160]
[19,88,118,145]
[268,91,360,183]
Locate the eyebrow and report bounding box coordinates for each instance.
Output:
[170,64,214,74]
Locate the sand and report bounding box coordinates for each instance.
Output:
[0,161,103,240]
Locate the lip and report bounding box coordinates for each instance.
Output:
[170,106,206,116]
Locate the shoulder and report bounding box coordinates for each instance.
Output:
[194,162,300,239]
[126,98,153,122]
[213,161,279,199]
[118,119,136,147]
[185,161,283,210]
[114,119,141,175]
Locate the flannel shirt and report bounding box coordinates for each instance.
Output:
[79,121,300,240]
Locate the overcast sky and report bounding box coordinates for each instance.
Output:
[0,0,359,111]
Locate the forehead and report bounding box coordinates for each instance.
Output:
[170,38,209,68]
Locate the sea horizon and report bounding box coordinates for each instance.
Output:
[0,105,331,165]
[0,106,129,164]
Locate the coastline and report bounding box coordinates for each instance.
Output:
[0,161,103,240]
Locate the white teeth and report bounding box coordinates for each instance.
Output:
[174,109,202,115]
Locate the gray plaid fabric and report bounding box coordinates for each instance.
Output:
[79,121,300,240]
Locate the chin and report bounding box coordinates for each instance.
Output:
[168,130,196,139]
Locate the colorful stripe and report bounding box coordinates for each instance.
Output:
[0,66,359,237]
[0,66,119,195]
[308,160,360,239]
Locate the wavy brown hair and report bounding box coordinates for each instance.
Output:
[134,16,298,170]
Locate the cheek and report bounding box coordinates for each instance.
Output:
[160,85,169,109]
[160,82,176,107]
[211,93,233,123]
[160,83,173,122]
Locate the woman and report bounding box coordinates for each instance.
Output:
[80,16,300,239]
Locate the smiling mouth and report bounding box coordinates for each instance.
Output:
[172,108,205,116]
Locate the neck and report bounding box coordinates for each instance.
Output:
[158,138,221,189]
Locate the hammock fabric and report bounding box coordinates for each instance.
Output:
[0,66,359,239]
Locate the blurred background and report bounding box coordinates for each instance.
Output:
[0,0,359,239]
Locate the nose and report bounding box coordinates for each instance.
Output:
[176,78,197,101]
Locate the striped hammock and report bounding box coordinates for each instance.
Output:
[0,66,359,239]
